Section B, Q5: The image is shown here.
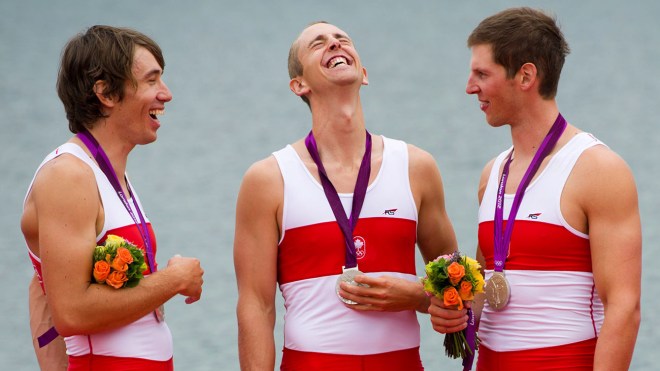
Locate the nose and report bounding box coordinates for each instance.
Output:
[466,75,479,95]
[159,81,173,102]
[328,37,341,51]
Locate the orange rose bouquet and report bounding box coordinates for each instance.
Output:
[422,251,485,361]
[92,235,147,289]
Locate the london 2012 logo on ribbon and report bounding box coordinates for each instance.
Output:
[354,236,366,259]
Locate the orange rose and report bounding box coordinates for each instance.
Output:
[116,247,134,265]
[105,271,128,289]
[111,256,128,272]
[458,280,474,301]
[447,262,465,286]
[93,260,110,283]
[443,286,464,310]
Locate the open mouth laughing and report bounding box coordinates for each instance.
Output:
[149,109,164,120]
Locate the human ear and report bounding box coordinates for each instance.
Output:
[289,78,310,97]
[361,67,369,86]
[519,63,537,90]
[93,80,116,107]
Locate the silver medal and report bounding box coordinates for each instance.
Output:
[335,266,368,304]
[485,271,511,310]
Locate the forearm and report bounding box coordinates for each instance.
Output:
[593,303,640,371]
[51,268,180,336]
[237,302,276,370]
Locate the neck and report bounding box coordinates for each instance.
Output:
[82,123,133,179]
[509,100,560,160]
[309,92,367,167]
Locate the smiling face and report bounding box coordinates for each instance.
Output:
[290,23,368,103]
[465,44,520,127]
[111,46,172,145]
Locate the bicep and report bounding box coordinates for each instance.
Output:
[233,160,281,308]
[409,146,457,262]
[34,159,100,311]
[578,151,641,304]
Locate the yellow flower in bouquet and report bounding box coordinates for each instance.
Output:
[92,235,147,289]
[421,251,485,361]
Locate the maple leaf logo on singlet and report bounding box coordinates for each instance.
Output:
[354,236,366,259]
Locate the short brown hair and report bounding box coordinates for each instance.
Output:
[467,7,570,99]
[56,25,165,133]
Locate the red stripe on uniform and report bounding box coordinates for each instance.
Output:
[278,218,416,284]
[281,347,423,371]
[478,220,591,272]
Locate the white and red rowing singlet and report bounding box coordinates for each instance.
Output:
[25,143,172,362]
[478,132,605,352]
[273,136,420,355]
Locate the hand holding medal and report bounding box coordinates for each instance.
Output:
[335,266,369,305]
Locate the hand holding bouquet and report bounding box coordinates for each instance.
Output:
[92,235,147,289]
[422,251,485,365]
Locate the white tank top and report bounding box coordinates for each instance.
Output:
[274,136,421,355]
[24,143,172,360]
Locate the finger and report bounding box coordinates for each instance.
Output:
[428,305,467,319]
[352,274,377,285]
[185,296,200,304]
[429,313,469,333]
[339,281,372,296]
[338,286,364,304]
[432,321,468,334]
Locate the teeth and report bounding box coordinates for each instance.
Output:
[149,109,164,116]
[328,56,347,68]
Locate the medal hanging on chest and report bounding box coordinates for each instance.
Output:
[305,130,372,304]
[486,114,567,310]
[77,130,164,322]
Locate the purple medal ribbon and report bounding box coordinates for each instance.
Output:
[304,130,372,269]
[493,113,567,271]
[463,308,476,371]
[76,130,157,273]
[37,326,59,348]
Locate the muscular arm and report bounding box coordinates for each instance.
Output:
[341,145,457,313]
[411,144,458,263]
[32,155,203,336]
[570,147,641,370]
[234,157,281,370]
[429,159,492,333]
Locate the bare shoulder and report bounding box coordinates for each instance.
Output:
[237,155,284,215]
[23,153,100,257]
[570,144,638,208]
[477,158,496,203]
[240,155,283,193]
[573,144,636,188]
[31,153,98,204]
[406,143,439,175]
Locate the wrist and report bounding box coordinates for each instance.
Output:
[415,281,431,313]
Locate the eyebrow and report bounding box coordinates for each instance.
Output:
[307,32,351,48]
[139,68,163,80]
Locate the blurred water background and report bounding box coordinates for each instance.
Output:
[1,0,658,369]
